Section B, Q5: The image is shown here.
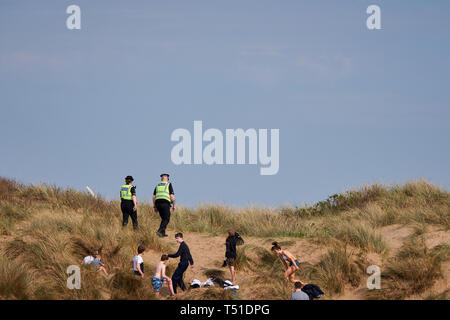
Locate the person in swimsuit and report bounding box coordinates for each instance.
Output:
[152,254,175,296]
[271,241,303,284]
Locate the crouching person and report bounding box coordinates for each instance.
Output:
[290,281,309,300]
[91,253,108,275]
[152,254,175,296]
[291,281,324,300]
[131,245,146,279]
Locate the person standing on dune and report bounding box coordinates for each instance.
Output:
[120,175,138,230]
[223,229,244,283]
[167,233,194,294]
[153,173,175,237]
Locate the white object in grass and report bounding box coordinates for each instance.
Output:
[86,186,96,197]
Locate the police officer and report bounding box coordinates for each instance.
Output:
[153,173,175,237]
[120,175,138,230]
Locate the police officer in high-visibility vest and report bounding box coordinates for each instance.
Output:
[120,175,138,230]
[153,173,175,237]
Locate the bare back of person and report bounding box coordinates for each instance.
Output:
[154,261,165,279]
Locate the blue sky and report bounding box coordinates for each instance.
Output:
[1,1,450,207]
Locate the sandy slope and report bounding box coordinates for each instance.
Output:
[140,232,329,298]
[1,212,448,300]
[140,225,450,300]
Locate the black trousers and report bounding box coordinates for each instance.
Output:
[156,200,171,234]
[172,261,189,294]
[121,200,138,229]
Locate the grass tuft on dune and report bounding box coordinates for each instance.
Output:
[0,177,449,300]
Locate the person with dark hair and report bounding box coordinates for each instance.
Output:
[131,244,146,278]
[152,254,174,296]
[153,173,175,237]
[92,253,108,275]
[81,250,98,265]
[223,229,244,283]
[271,241,302,284]
[290,281,310,300]
[120,175,138,229]
[167,233,194,294]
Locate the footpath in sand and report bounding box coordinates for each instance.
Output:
[2,208,448,300]
[141,225,450,300]
[141,231,329,299]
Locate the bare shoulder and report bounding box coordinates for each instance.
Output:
[285,250,295,258]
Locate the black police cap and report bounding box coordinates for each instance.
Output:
[125,175,134,181]
[160,173,170,178]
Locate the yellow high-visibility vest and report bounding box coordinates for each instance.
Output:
[155,182,171,202]
[120,184,134,200]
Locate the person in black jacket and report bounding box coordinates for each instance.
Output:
[223,229,243,283]
[167,233,194,294]
[120,176,138,230]
[153,173,175,237]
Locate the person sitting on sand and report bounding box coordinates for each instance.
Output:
[82,250,99,265]
[131,245,145,279]
[92,254,108,275]
[290,281,310,300]
[294,281,324,300]
[271,241,302,284]
[152,254,175,296]
[82,255,94,265]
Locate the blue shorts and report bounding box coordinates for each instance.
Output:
[152,277,166,292]
[92,259,103,269]
[289,260,301,268]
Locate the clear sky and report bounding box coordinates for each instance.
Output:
[1,1,450,207]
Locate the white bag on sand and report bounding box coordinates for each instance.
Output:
[223,280,239,290]
[191,278,215,288]
[191,279,202,288]
[191,277,239,290]
[203,278,214,287]
[224,285,239,290]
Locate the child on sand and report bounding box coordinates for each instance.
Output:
[152,254,175,296]
[82,250,98,265]
[82,254,94,265]
[92,254,108,275]
[131,245,145,279]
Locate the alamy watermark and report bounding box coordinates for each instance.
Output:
[366,265,381,290]
[67,265,81,289]
[66,5,81,30]
[170,121,279,175]
[65,4,381,31]
[366,5,381,30]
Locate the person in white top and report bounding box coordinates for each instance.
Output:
[131,245,145,278]
[82,250,98,265]
[82,255,94,264]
